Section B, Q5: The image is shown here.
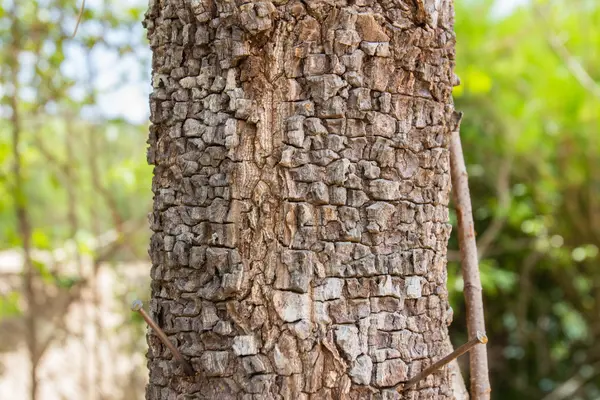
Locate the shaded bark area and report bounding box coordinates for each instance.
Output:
[144,0,457,399]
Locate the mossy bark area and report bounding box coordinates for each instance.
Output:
[144,0,457,398]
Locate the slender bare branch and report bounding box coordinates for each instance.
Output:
[534,4,600,101]
[131,300,195,376]
[399,332,488,392]
[515,252,542,345]
[71,0,86,38]
[542,360,600,400]
[449,112,491,399]
[477,155,512,259]
[35,280,87,363]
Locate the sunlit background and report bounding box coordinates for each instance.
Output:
[1,0,599,399]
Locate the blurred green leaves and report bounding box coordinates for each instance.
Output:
[0,291,21,319]
[0,0,151,258]
[463,67,494,95]
[451,0,600,398]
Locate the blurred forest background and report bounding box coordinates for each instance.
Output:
[1,0,599,399]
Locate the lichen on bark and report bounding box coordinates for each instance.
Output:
[144,0,458,398]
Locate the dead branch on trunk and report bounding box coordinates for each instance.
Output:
[398,332,487,393]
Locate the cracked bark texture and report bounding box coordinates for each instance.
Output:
[144,0,457,399]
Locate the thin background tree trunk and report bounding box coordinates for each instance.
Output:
[144,0,459,398]
[8,5,39,399]
[449,114,491,399]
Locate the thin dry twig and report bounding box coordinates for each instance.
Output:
[131,300,195,376]
[399,332,488,392]
[71,0,86,38]
[35,280,87,363]
[542,360,600,400]
[546,36,600,100]
[515,252,542,346]
[449,112,491,399]
[477,155,512,259]
[534,4,600,101]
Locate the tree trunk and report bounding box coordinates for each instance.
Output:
[144,1,457,399]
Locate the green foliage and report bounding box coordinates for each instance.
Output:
[0,0,151,257]
[0,2,151,392]
[0,291,21,319]
[451,0,600,398]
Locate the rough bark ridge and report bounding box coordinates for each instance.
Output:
[144,0,457,399]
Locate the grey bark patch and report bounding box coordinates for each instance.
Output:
[350,354,373,385]
[272,290,311,322]
[334,325,361,361]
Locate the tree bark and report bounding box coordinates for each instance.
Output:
[144,1,458,398]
